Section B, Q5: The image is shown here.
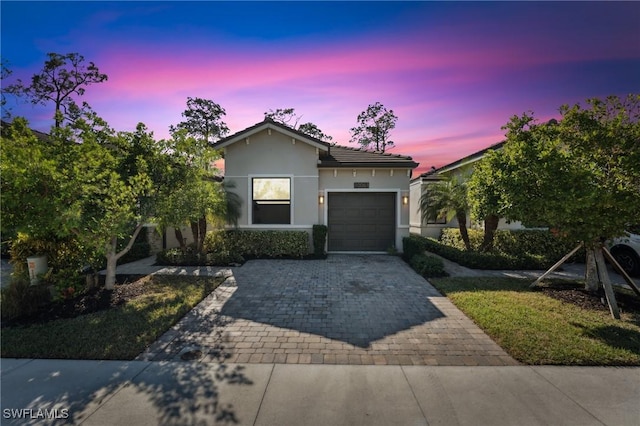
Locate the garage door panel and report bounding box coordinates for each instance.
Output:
[328,192,395,251]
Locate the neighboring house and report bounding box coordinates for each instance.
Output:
[410,141,523,238]
[208,117,419,252]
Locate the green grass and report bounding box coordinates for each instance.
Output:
[1,275,225,360]
[430,277,640,365]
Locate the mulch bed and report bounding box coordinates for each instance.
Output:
[3,274,149,328]
[537,281,640,315]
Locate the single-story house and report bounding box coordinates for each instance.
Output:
[206,117,419,252]
[410,140,524,238]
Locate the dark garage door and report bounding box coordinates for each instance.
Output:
[328,192,396,251]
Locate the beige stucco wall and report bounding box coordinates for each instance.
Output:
[319,168,412,251]
[223,129,320,228]
[409,178,460,238]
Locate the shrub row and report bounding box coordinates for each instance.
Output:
[440,228,584,261]
[409,254,448,278]
[157,230,311,266]
[404,234,553,270]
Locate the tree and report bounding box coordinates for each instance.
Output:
[9,53,107,128]
[468,95,640,296]
[170,97,229,144]
[350,102,397,152]
[1,60,13,120]
[265,108,301,127]
[168,98,230,250]
[265,107,334,143]
[468,153,504,252]
[420,176,472,251]
[1,118,167,289]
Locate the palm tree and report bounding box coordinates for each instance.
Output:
[420,177,472,250]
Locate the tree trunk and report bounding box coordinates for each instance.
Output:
[104,237,118,290]
[190,221,199,248]
[198,216,207,252]
[481,214,500,252]
[456,212,472,251]
[103,225,144,290]
[174,227,185,249]
[585,248,599,293]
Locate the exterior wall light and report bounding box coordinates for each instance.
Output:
[319,191,325,204]
[402,195,409,205]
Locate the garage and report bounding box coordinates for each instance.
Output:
[327,192,396,251]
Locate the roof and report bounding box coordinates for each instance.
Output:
[319,145,418,169]
[413,140,505,181]
[212,117,331,151]
[213,117,418,169]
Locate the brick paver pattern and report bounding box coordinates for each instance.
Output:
[137,255,518,366]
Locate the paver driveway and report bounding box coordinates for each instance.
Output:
[139,255,517,366]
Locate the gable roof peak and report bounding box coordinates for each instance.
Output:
[212,117,330,150]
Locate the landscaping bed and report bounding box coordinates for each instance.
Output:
[1,275,225,360]
[2,274,148,328]
[430,276,640,365]
[404,230,584,271]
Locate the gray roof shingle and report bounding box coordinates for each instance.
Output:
[319,145,418,169]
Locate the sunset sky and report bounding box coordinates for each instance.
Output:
[2,1,639,174]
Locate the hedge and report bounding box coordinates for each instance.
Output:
[440,228,584,261]
[404,234,555,270]
[157,229,311,266]
[409,254,448,278]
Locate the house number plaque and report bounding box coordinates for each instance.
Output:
[354,182,370,188]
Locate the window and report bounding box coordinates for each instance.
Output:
[426,213,447,225]
[252,178,291,224]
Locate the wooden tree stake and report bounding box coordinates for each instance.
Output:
[530,243,583,288]
[594,248,621,319]
[602,247,640,298]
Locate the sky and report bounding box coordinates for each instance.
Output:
[2,1,639,174]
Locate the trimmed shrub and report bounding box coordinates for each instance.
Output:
[159,230,310,266]
[312,225,328,258]
[409,254,448,278]
[404,234,553,270]
[226,230,309,259]
[440,228,483,251]
[402,235,426,262]
[440,228,584,262]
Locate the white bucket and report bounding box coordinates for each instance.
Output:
[27,255,48,285]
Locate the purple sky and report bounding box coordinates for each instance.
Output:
[2,1,639,174]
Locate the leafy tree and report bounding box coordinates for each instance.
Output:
[155,130,219,251]
[468,155,503,252]
[349,102,398,152]
[8,53,107,128]
[0,118,61,237]
[2,118,167,289]
[420,177,472,250]
[168,98,231,250]
[265,107,333,143]
[469,95,640,292]
[170,97,229,144]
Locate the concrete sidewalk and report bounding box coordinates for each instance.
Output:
[1,359,638,425]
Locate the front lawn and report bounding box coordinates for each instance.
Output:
[1,275,225,360]
[430,277,640,365]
